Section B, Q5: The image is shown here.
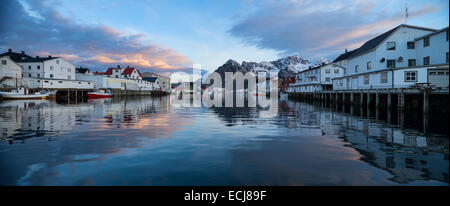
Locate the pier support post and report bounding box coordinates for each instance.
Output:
[367,93,371,117]
[387,92,392,112]
[360,93,364,107]
[375,92,380,109]
[423,91,429,134]
[350,92,354,105]
[335,93,338,105]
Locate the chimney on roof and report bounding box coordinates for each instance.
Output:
[21,51,25,54]
[8,48,12,52]
[36,56,39,59]
[48,55,52,58]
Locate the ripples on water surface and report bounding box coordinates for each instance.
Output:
[0,95,448,185]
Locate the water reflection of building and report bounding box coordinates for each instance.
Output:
[281,100,448,184]
[0,96,171,140]
[0,100,94,139]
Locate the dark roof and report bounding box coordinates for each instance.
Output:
[76,67,90,73]
[333,49,356,63]
[0,50,32,61]
[143,77,158,82]
[348,25,437,59]
[14,57,58,62]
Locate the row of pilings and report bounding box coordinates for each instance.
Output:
[288,91,449,135]
[53,89,170,104]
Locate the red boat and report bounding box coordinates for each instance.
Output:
[88,90,112,98]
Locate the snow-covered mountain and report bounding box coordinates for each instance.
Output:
[213,56,328,79]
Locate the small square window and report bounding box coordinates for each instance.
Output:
[387,42,396,50]
[364,75,369,85]
[407,42,415,49]
[405,71,417,82]
[1,60,7,65]
[387,60,396,68]
[367,61,372,70]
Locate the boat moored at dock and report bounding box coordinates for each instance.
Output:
[0,88,56,100]
[87,90,112,99]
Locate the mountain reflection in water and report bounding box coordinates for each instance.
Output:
[0,95,448,185]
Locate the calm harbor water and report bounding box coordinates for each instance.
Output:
[0,95,448,186]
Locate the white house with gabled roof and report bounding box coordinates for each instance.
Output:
[287,63,345,93]
[332,24,449,90]
[0,55,22,88]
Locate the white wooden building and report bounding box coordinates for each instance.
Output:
[0,56,22,88]
[287,63,345,93]
[0,49,94,90]
[332,25,449,91]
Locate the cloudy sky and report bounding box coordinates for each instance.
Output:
[0,0,448,78]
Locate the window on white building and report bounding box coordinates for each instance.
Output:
[325,77,330,82]
[334,69,339,74]
[423,37,430,47]
[1,60,6,65]
[37,65,40,70]
[387,42,396,50]
[386,60,396,68]
[446,52,449,64]
[50,74,54,78]
[340,79,343,86]
[325,69,330,74]
[37,73,40,78]
[364,75,369,85]
[405,71,417,82]
[407,42,415,49]
[50,66,54,71]
[423,56,430,65]
[408,59,416,67]
[355,65,359,73]
[56,60,59,64]
[380,72,388,83]
[28,74,31,77]
[367,61,372,70]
